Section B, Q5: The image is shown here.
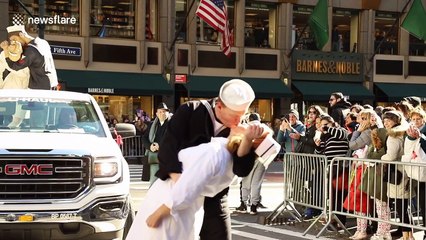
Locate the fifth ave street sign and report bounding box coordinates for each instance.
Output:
[51,45,82,57]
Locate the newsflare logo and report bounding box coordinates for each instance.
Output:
[12,13,77,25]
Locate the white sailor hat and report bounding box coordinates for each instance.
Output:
[7,25,27,34]
[219,79,255,112]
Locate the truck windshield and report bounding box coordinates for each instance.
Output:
[0,97,106,137]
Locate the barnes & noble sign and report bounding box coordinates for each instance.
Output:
[291,50,364,82]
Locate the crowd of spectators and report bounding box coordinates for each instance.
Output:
[104,110,151,136]
[272,93,425,240]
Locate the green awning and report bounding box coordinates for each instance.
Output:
[186,76,292,98]
[57,70,172,95]
[292,81,373,101]
[375,83,426,102]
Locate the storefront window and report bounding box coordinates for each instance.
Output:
[9,0,80,36]
[409,35,426,56]
[375,11,399,55]
[251,99,272,122]
[90,0,135,39]
[176,0,187,42]
[332,9,358,53]
[293,5,316,50]
[244,1,276,48]
[95,95,153,123]
[197,0,235,45]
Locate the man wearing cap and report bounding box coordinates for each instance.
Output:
[0,25,57,90]
[157,79,263,240]
[276,109,306,154]
[142,102,172,184]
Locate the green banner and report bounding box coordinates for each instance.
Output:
[401,0,426,41]
[309,0,329,49]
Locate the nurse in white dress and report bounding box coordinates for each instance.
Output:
[126,126,250,240]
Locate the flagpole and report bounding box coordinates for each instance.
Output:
[369,0,412,61]
[169,0,197,51]
[287,24,309,58]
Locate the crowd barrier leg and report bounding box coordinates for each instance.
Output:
[265,200,285,222]
[302,214,322,236]
[265,199,302,223]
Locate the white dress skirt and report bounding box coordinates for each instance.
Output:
[126,137,235,240]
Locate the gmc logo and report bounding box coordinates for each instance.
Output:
[0,164,53,175]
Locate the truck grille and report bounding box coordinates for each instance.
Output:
[0,157,91,200]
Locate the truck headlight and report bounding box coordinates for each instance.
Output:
[94,162,118,177]
[94,157,121,183]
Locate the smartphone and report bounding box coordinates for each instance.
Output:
[314,130,322,141]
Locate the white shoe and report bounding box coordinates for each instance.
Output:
[350,231,367,240]
[370,233,392,240]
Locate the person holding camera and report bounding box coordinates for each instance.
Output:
[276,109,306,154]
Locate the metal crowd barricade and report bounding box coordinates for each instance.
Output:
[120,136,145,160]
[319,156,426,238]
[266,153,328,233]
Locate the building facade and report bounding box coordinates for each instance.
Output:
[4,0,426,122]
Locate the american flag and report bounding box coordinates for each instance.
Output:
[196,0,231,57]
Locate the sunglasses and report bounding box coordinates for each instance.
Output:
[308,111,316,114]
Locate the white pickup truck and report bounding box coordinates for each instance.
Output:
[0,89,134,240]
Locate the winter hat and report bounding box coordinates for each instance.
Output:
[403,96,422,108]
[382,110,403,125]
[289,109,299,120]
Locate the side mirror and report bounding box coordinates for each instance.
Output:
[112,123,136,138]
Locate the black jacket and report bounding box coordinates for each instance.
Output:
[295,124,317,154]
[156,99,256,180]
[329,99,351,127]
[142,118,169,152]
